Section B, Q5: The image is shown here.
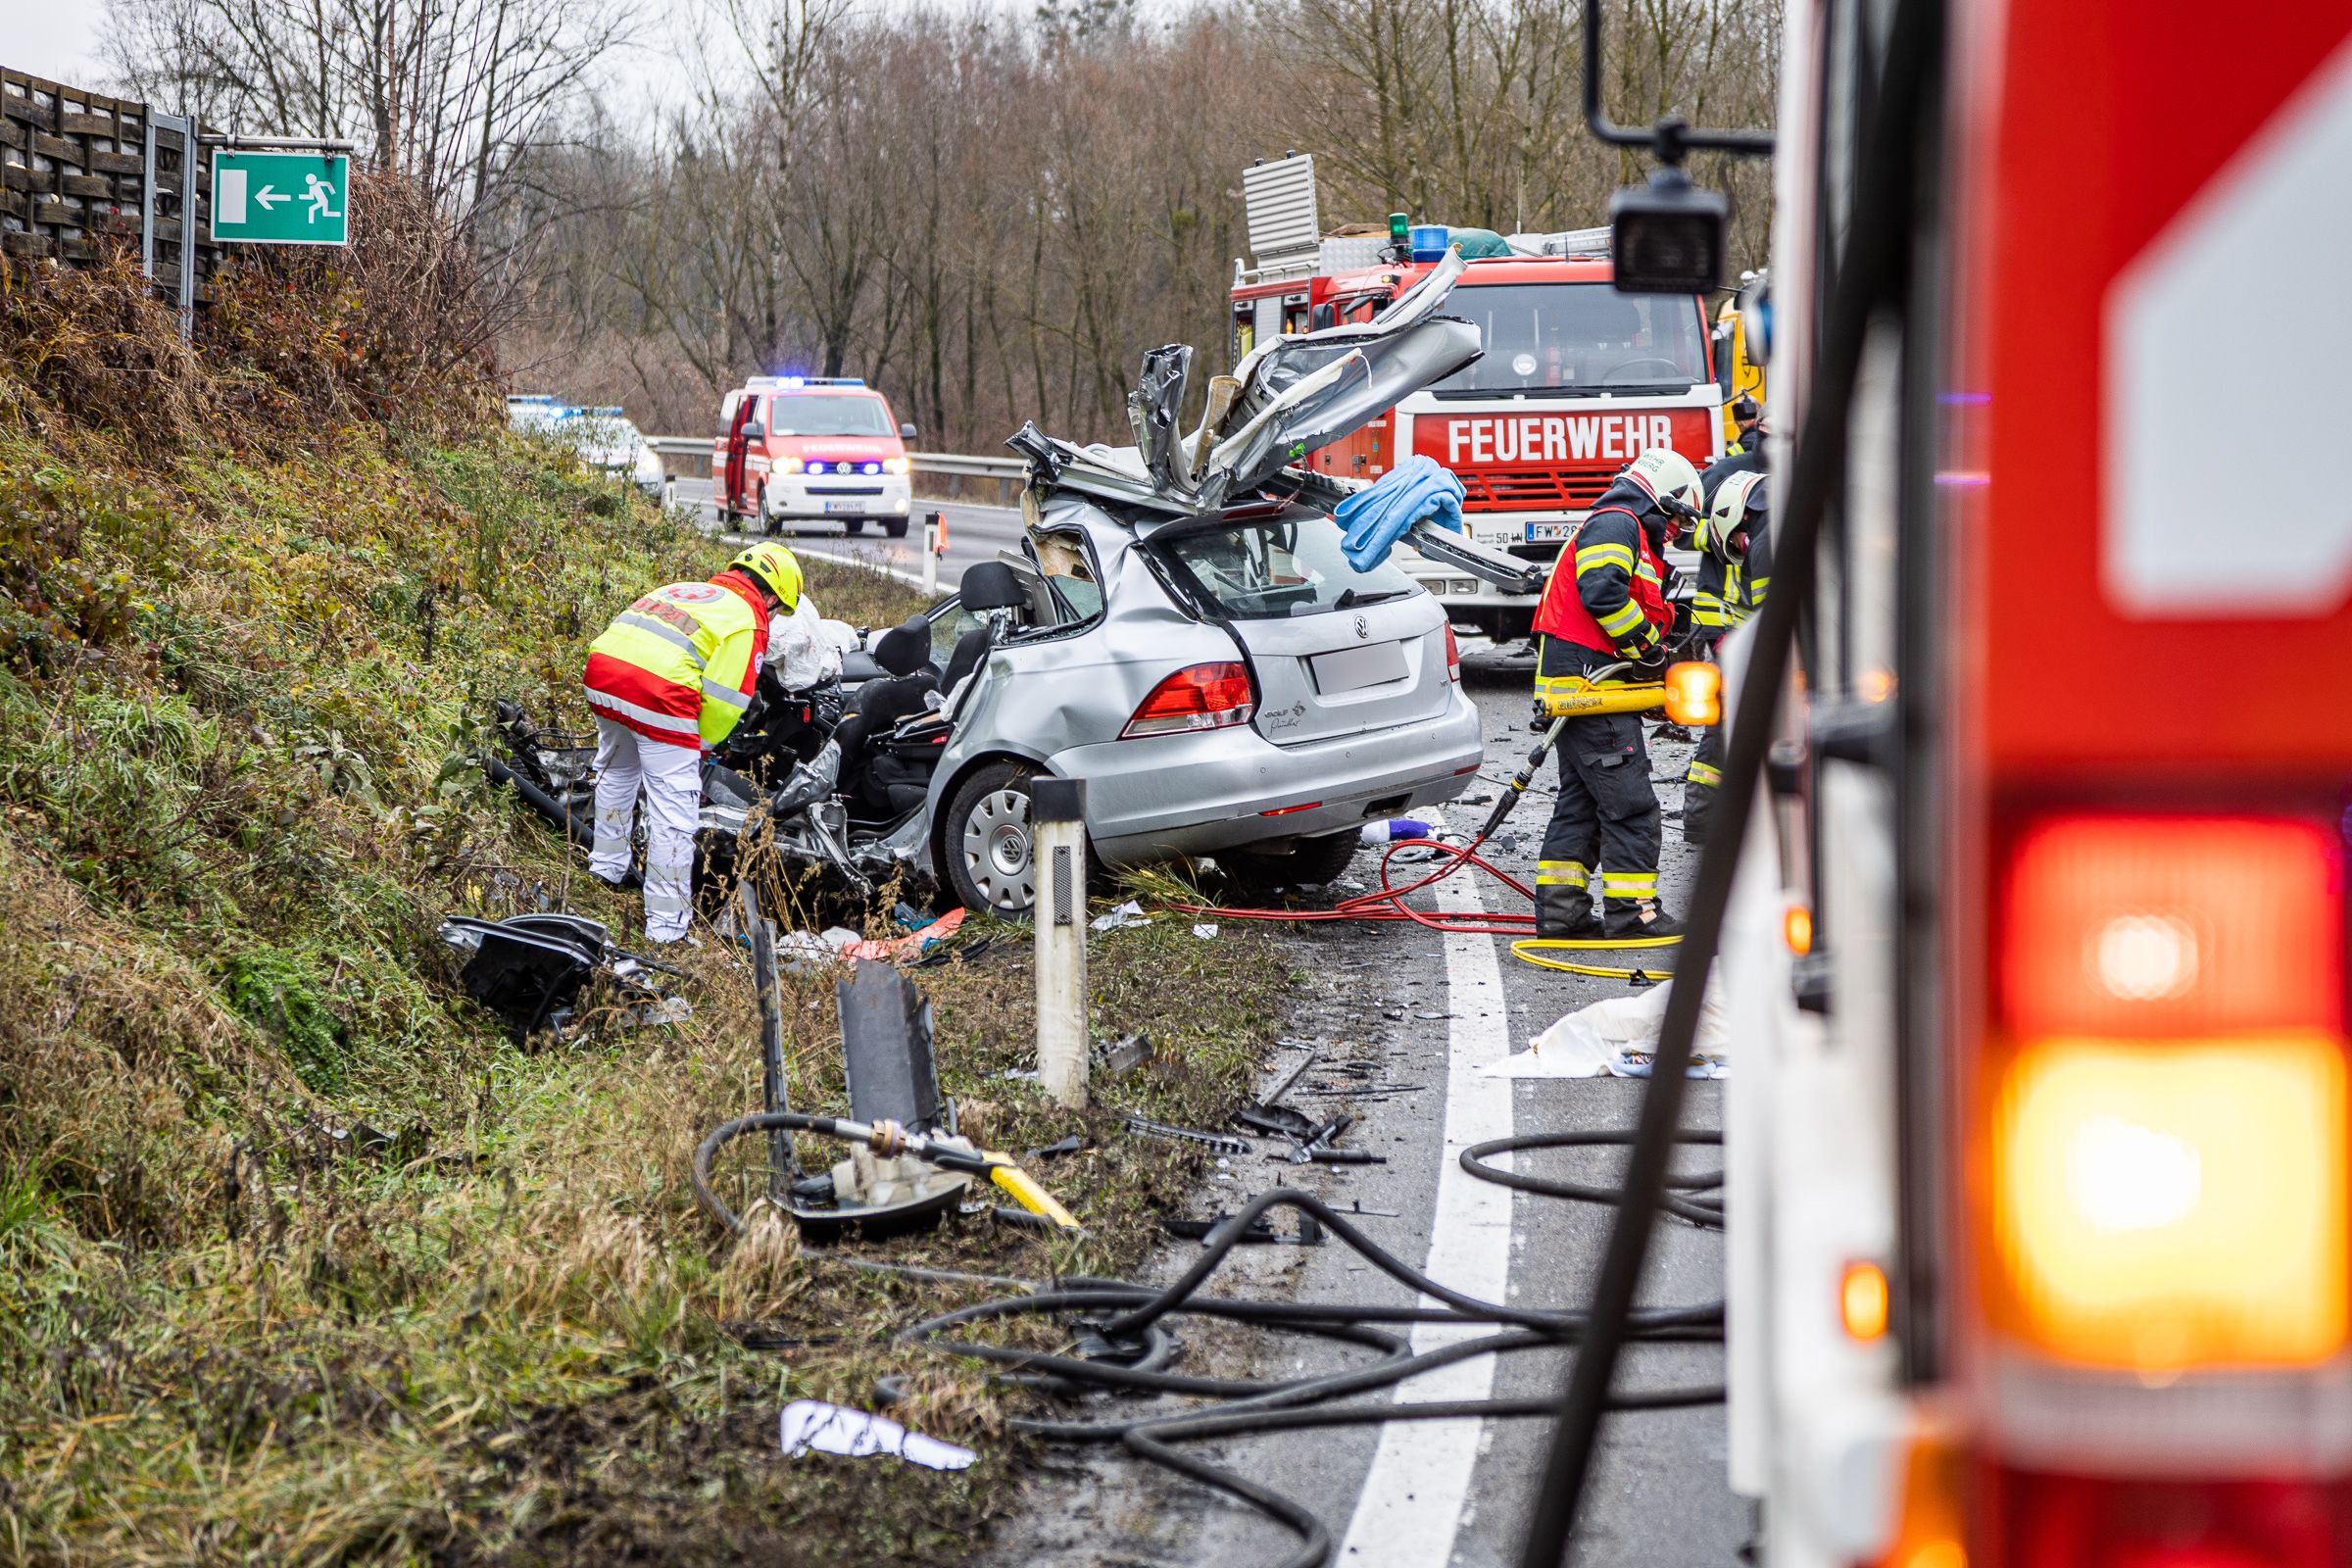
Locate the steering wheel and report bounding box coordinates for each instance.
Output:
[1600,357,1683,383]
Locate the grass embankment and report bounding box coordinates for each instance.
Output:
[0,258,1296,1564]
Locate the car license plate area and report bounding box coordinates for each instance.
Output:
[1523,521,1574,543]
[1309,642,1409,694]
[823,500,861,514]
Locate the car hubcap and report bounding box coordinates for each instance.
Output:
[960,788,1034,909]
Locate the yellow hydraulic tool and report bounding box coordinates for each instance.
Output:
[862,1118,1084,1232]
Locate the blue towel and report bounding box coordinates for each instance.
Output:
[1334,455,1464,574]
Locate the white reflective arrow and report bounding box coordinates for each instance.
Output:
[2105,36,2352,615]
[252,184,287,211]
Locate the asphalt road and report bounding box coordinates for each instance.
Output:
[670,475,1023,595]
[976,654,1746,1568]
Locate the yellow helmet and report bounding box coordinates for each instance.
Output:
[727,541,803,609]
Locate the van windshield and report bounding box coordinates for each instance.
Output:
[1432,283,1708,396]
[767,394,895,437]
[1153,513,1421,621]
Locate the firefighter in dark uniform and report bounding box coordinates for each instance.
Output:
[1532,447,1705,939]
[1684,465,1772,846]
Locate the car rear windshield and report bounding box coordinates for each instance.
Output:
[1432,282,1708,395]
[1152,513,1421,620]
[767,394,894,437]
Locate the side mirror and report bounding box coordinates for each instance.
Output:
[740,420,765,441]
[899,422,918,442]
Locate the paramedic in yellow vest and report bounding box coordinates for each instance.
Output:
[580,542,803,941]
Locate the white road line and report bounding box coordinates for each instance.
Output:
[1336,868,1514,1566]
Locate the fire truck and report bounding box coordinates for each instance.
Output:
[1715,0,2352,1563]
[1227,155,1727,640]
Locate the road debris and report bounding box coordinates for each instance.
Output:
[1093,1032,1155,1077]
[1091,900,1152,931]
[1161,1210,1323,1247]
[1120,1114,1253,1156]
[778,1400,977,1471]
[1192,922,1220,939]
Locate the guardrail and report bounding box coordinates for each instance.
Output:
[644,438,1026,504]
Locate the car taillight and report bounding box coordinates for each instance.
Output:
[1120,662,1255,739]
[1444,623,1461,682]
[1984,814,2347,1373]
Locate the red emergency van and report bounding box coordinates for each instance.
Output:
[710,377,916,537]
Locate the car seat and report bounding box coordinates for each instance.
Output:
[860,563,1032,818]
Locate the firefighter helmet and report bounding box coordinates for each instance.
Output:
[1624,447,1704,519]
[1699,470,1769,563]
[727,541,804,610]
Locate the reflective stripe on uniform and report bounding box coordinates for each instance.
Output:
[1576,542,1636,575]
[1601,870,1658,898]
[584,687,702,737]
[1596,601,1647,637]
[1537,858,1590,886]
[1686,760,1723,787]
[616,612,709,665]
[700,678,753,710]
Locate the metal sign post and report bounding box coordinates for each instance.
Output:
[210,149,350,246]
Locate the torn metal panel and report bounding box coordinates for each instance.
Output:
[1126,343,1194,496]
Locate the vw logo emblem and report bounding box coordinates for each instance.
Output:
[1353,613,1370,640]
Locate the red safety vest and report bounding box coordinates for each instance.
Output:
[1531,507,1671,654]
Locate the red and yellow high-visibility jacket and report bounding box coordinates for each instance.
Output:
[581,569,770,749]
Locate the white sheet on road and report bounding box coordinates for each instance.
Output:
[1482,979,1731,1079]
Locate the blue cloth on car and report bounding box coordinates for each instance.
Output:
[1335,454,1465,574]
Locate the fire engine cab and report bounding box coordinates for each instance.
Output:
[710,376,917,538]
[1228,154,1727,639]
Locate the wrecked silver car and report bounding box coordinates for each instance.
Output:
[500,255,1505,917]
[760,254,1498,912]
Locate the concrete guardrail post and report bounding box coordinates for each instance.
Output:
[1031,776,1089,1110]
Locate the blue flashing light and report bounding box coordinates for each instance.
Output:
[1408,224,1449,263]
[781,375,807,389]
[808,461,828,475]
[860,462,881,476]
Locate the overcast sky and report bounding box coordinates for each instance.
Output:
[12,0,716,126]
[14,3,107,86]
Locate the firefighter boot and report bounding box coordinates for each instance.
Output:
[1537,878,1599,939]
[1603,897,1685,940]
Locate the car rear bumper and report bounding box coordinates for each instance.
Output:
[1054,691,1485,865]
[765,474,912,519]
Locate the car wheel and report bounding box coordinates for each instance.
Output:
[1219,830,1360,896]
[844,517,866,536]
[945,761,1039,915]
[884,518,909,539]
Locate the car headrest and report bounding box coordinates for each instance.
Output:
[874,616,930,677]
[960,561,1027,612]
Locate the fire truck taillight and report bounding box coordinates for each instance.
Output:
[1985,815,2349,1373]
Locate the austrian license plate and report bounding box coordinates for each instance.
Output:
[822,500,862,514]
[1523,521,1574,543]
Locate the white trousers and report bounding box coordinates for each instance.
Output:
[589,715,703,941]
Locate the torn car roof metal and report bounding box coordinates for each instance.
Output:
[1007,249,1482,520]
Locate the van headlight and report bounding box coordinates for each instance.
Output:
[884,456,911,475]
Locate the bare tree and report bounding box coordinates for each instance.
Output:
[103,0,637,220]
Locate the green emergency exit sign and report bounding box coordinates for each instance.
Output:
[210,152,349,246]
